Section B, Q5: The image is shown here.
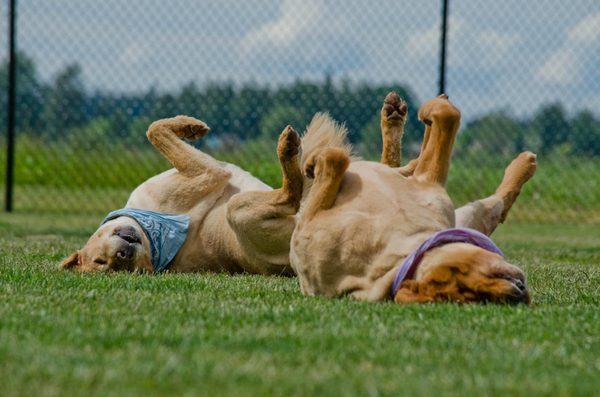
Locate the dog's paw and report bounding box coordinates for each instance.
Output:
[381,91,408,124]
[172,115,211,141]
[496,151,537,222]
[278,125,301,160]
[502,151,537,190]
[304,148,349,180]
[304,152,317,179]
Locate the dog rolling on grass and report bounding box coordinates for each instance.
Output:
[291,93,537,304]
[61,116,303,275]
[61,92,536,305]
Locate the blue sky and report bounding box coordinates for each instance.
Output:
[3,0,600,120]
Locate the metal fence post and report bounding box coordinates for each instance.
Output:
[438,0,449,95]
[5,0,17,212]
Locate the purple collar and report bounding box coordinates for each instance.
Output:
[390,228,504,299]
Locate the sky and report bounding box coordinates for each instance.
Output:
[2,0,599,120]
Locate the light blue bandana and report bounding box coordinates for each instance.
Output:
[101,208,190,272]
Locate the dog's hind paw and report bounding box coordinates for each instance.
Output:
[501,151,537,191]
[496,151,537,221]
[170,115,211,141]
[381,91,408,124]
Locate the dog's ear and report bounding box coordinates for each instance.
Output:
[393,280,433,304]
[60,251,80,269]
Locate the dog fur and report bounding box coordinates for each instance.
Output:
[290,93,537,304]
[61,116,303,275]
[62,93,536,306]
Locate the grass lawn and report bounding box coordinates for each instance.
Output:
[0,213,599,396]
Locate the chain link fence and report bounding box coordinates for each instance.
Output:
[1,0,599,223]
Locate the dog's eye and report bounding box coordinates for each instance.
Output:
[94,258,107,265]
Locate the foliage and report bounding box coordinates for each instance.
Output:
[530,103,570,153]
[458,111,525,156]
[259,105,311,139]
[0,52,45,132]
[2,53,600,159]
[570,110,600,156]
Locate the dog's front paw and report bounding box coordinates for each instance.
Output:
[278,125,301,160]
[304,148,349,180]
[304,152,317,179]
[381,91,408,124]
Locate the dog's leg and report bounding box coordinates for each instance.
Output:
[277,126,304,207]
[380,92,407,168]
[229,125,302,209]
[455,152,537,235]
[225,126,303,273]
[140,116,231,212]
[412,94,461,185]
[146,115,226,177]
[398,124,430,177]
[301,147,350,222]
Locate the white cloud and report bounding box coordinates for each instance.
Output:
[568,13,600,43]
[118,44,149,68]
[404,20,440,60]
[7,0,600,118]
[536,12,600,85]
[241,0,325,48]
[536,48,579,84]
[475,31,521,66]
[238,0,365,81]
[405,17,520,69]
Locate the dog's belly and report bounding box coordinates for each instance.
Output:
[126,163,271,213]
[126,162,273,273]
[292,161,455,299]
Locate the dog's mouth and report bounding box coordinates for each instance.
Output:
[114,230,141,245]
[118,234,141,244]
[487,273,530,304]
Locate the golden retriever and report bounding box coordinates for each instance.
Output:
[290,93,536,304]
[61,116,303,275]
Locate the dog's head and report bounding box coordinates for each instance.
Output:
[395,243,530,304]
[60,217,152,272]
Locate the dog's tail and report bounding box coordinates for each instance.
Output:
[300,112,353,169]
[300,113,354,196]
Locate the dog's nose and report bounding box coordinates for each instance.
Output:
[514,278,526,292]
[507,278,530,304]
[116,244,135,260]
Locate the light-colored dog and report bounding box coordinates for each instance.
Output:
[61,116,303,275]
[291,93,537,304]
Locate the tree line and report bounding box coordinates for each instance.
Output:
[1,52,598,157]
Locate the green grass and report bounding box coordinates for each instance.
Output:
[0,213,599,396]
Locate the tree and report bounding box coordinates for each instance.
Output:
[530,103,569,153]
[0,52,46,132]
[570,110,600,156]
[42,64,87,137]
[259,105,311,140]
[229,84,272,139]
[458,111,524,156]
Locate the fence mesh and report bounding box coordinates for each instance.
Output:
[1,0,599,223]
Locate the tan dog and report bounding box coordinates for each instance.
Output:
[291,93,537,304]
[61,116,303,275]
